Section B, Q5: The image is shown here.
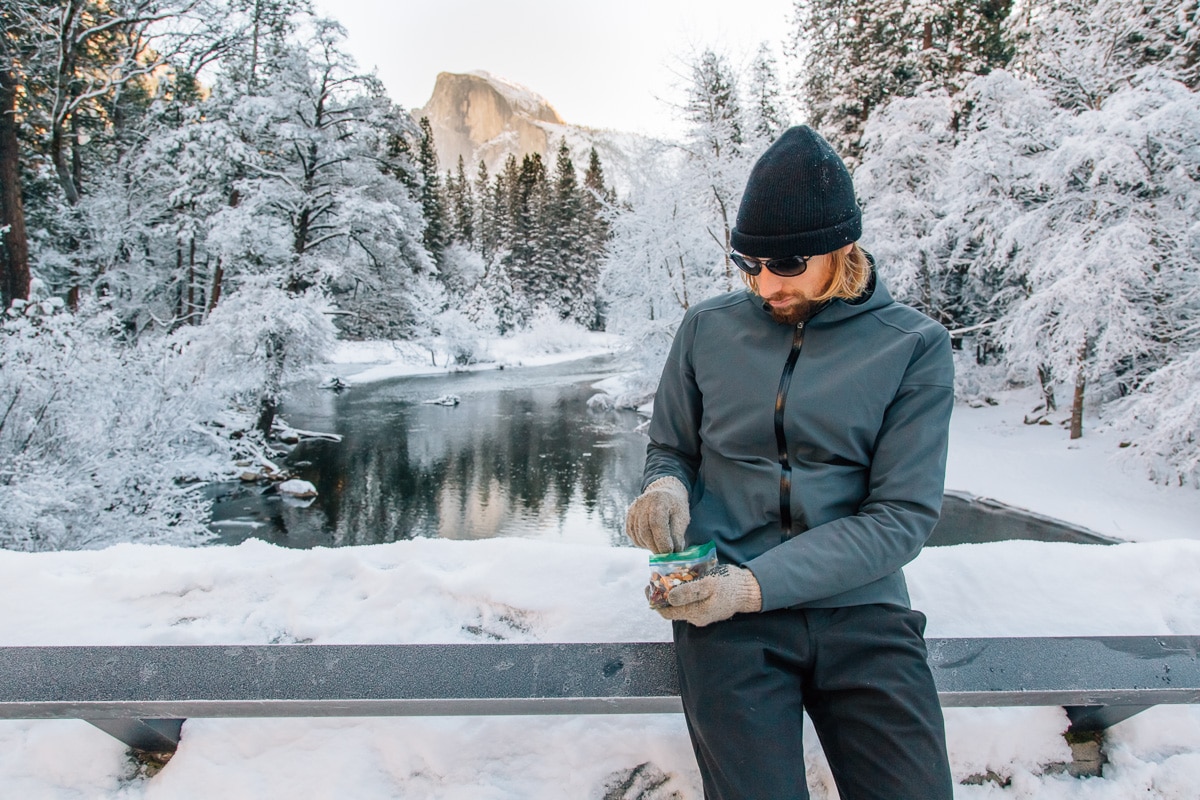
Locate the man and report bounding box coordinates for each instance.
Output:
[626,126,955,800]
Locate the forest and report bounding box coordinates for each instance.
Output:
[0,0,1197,550]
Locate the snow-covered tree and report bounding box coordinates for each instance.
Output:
[789,0,1013,162]
[857,92,957,324]
[600,49,777,378]
[600,142,731,374]
[999,74,1199,438]
[927,70,1059,341]
[1007,0,1198,111]
[0,296,279,550]
[176,278,336,434]
[1115,348,1200,487]
[179,16,432,340]
[790,0,918,162]
[0,0,228,306]
[1103,77,1200,474]
[546,140,591,323]
[683,48,753,293]
[745,43,790,146]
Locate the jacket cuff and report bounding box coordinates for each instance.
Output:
[743,557,790,612]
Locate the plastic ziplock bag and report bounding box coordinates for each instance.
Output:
[646,541,718,610]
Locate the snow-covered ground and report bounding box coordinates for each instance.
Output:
[945,387,1200,544]
[3,342,1200,798]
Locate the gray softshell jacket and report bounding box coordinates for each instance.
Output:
[643,272,955,612]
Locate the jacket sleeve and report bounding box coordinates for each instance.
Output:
[745,326,955,611]
[641,311,703,493]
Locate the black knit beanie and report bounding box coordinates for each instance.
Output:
[730,125,861,259]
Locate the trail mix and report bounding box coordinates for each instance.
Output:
[646,541,718,610]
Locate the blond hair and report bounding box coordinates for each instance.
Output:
[742,243,872,303]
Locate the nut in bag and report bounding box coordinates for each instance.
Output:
[646,541,718,610]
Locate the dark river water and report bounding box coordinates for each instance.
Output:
[210,354,647,548]
[208,352,1118,549]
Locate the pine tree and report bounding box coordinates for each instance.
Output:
[494,154,521,262]
[583,147,612,203]
[579,146,613,326]
[474,160,496,262]
[506,153,551,314]
[686,50,744,159]
[549,139,598,325]
[416,116,448,267]
[911,0,1014,96]
[746,43,789,145]
[792,0,915,162]
[446,155,475,247]
[474,260,524,335]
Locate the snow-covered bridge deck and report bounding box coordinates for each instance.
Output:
[1,637,1197,755]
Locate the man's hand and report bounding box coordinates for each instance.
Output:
[625,476,690,553]
[657,565,762,627]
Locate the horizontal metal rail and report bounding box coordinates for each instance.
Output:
[1,636,1197,752]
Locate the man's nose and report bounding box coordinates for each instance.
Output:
[757,270,785,296]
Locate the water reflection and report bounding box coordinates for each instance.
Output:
[210,355,648,548]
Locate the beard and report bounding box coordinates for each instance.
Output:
[759,292,826,325]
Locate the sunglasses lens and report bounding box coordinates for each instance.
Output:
[730,252,810,277]
[769,257,808,277]
[731,252,761,275]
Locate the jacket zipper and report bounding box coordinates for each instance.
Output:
[774,321,804,538]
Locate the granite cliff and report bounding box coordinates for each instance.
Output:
[415,70,652,193]
[418,71,563,174]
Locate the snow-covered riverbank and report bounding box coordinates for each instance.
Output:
[322,323,624,385]
[3,341,1200,798]
[944,386,1200,544]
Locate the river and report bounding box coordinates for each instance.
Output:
[210,353,646,548]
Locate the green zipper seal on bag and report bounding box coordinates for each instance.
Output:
[649,540,716,565]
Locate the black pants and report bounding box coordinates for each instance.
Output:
[673,604,953,800]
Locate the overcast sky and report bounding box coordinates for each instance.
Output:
[310,0,797,140]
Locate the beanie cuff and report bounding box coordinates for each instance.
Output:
[731,212,862,259]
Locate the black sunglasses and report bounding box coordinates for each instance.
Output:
[729,251,813,278]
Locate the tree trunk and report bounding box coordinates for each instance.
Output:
[1037,364,1056,412]
[0,64,31,308]
[49,0,83,206]
[49,125,82,206]
[187,247,195,321]
[207,258,224,316]
[1070,343,1087,440]
[255,333,285,435]
[70,115,84,196]
[175,244,185,323]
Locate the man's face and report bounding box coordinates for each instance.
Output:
[749,250,838,325]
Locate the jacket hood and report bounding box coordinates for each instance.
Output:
[810,267,895,326]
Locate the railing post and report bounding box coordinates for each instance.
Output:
[87,718,183,753]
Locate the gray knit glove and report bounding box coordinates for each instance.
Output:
[656,565,762,627]
[625,476,690,554]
